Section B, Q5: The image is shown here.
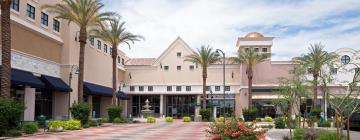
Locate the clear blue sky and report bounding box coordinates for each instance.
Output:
[102,0,360,60]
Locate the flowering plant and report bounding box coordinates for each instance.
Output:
[206,117,267,140]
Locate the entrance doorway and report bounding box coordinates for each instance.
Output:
[166,95,196,118]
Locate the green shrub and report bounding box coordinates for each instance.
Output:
[165,117,173,122]
[63,120,81,130]
[293,128,305,140]
[113,117,122,123]
[23,122,38,134]
[147,116,156,123]
[107,105,122,122]
[256,118,262,122]
[307,116,316,127]
[264,116,273,122]
[315,131,347,140]
[200,109,212,121]
[0,97,25,136]
[7,129,22,137]
[101,118,109,123]
[70,102,90,125]
[318,120,331,127]
[183,116,191,122]
[289,119,298,129]
[242,108,258,122]
[217,117,225,122]
[89,119,98,127]
[48,120,65,132]
[310,109,322,119]
[275,117,286,129]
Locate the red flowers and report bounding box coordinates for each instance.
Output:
[206,118,267,140]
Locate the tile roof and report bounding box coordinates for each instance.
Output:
[125,58,156,66]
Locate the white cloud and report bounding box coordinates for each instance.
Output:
[103,0,360,60]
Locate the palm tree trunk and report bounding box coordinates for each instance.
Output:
[312,74,318,109]
[77,28,87,102]
[0,1,12,97]
[247,67,253,108]
[112,46,118,105]
[202,68,207,109]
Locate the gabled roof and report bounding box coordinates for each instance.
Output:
[153,37,196,65]
[125,58,156,66]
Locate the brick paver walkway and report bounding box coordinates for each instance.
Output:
[12,120,208,140]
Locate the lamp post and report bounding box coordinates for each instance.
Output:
[215,49,225,117]
[68,65,79,119]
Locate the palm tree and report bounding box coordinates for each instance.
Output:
[293,43,337,109]
[43,0,115,102]
[185,46,219,109]
[231,48,270,108]
[0,0,13,97]
[92,17,143,104]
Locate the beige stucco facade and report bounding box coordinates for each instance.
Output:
[1,1,358,121]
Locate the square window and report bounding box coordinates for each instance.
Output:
[11,0,19,12]
[186,86,191,91]
[41,12,48,26]
[206,86,210,91]
[130,86,135,91]
[89,37,94,46]
[164,66,169,70]
[215,86,220,91]
[177,66,181,70]
[26,4,35,19]
[176,86,182,91]
[177,52,181,57]
[104,44,108,53]
[167,86,172,91]
[122,58,125,65]
[308,68,313,74]
[331,68,338,74]
[225,86,230,91]
[53,19,60,32]
[244,48,249,52]
[189,65,194,70]
[254,48,259,52]
[148,86,153,92]
[139,86,144,91]
[262,48,268,52]
[110,47,112,55]
[117,56,121,63]
[97,40,102,50]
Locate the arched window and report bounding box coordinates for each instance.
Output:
[341,55,350,64]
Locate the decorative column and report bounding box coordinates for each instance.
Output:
[195,95,201,122]
[160,94,164,118]
[24,87,36,121]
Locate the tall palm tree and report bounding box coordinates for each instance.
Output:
[92,17,143,104]
[43,0,115,102]
[231,48,270,108]
[0,0,13,97]
[185,46,219,109]
[293,43,337,109]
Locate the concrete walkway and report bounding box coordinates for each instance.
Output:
[11,120,208,140]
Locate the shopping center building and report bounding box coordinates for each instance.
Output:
[1,0,359,121]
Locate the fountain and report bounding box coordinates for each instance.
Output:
[141,99,154,117]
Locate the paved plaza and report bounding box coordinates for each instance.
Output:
[12,120,208,140]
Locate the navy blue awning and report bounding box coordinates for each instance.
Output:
[41,75,72,92]
[117,91,129,100]
[0,66,44,88]
[84,82,112,96]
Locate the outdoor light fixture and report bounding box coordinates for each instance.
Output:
[129,73,132,79]
[74,31,80,41]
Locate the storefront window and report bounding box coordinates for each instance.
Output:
[166,95,195,118]
[35,89,53,120]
